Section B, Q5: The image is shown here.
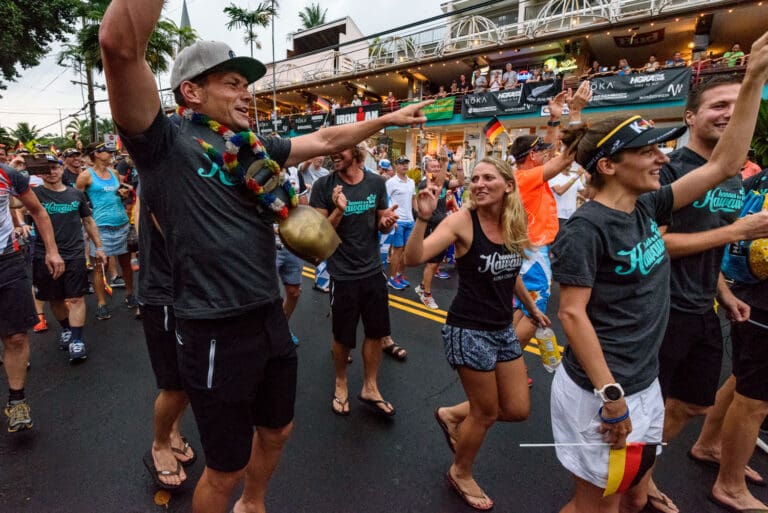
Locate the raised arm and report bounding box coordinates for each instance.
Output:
[286,100,431,167]
[671,30,768,210]
[99,0,164,136]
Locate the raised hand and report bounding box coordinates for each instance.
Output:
[547,90,568,120]
[416,184,439,220]
[332,185,347,212]
[568,80,592,114]
[379,205,399,231]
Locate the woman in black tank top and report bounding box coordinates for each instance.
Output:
[404,157,550,510]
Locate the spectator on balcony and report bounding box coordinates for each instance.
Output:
[450,80,458,94]
[435,85,447,98]
[541,65,555,80]
[457,74,470,93]
[586,60,602,75]
[527,69,542,83]
[472,69,488,93]
[386,91,396,111]
[351,94,362,106]
[617,58,632,75]
[489,71,503,92]
[723,43,746,67]
[667,51,686,67]
[362,97,370,106]
[331,99,340,114]
[502,63,518,89]
[644,55,659,72]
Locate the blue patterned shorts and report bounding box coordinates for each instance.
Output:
[442,323,523,371]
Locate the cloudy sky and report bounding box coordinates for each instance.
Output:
[0,0,442,137]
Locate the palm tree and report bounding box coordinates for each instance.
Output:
[223,2,278,58]
[0,127,12,148]
[298,3,327,30]
[753,99,768,167]
[12,122,41,144]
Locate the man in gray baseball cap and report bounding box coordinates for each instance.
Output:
[100,1,430,511]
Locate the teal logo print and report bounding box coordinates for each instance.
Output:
[344,194,378,216]
[692,187,744,213]
[197,154,237,187]
[614,220,666,276]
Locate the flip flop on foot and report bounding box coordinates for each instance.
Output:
[434,408,457,453]
[332,396,350,416]
[382,343,407,361]
[171,436,197,467]
[707,493,768,513]
[143,450,184,490]
[646,491,679,513]
[687,450,766,486]
[357,395,395,417]
[445,471,494,511]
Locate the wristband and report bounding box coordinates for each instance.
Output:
[568,120,584,126]
[598,406,630,424]
[547,120,561,127]
[95,247,104,251]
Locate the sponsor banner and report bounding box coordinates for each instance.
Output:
[402,96,456,120]
[587,66,691,108]
[293,113,328,133]
[521,79,561,105]
[461,89,537,119]
[262,117,290,135]
[333,103,382,125]
[614,28,665,48]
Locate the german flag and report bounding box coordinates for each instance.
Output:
[484,116,505,144]
[603,442,657,496]
[101,263,113,297]
[314,96,331,112]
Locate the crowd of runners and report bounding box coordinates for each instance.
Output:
[2,2,768,512]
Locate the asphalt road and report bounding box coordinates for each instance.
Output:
[0,265,766,513]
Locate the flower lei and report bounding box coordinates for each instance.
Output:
[177,106,297,220]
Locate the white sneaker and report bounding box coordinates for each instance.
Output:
[415,284,424,298]
[421,292,439,310]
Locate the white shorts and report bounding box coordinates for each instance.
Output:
[550,367,664,489]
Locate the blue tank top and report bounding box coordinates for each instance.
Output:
[86,168,129,227]
[446,210,523,330]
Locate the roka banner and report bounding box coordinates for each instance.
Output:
[333,103,381,125]
[461,89,537,118]
[293,113,328,133]
[586,67,692,108]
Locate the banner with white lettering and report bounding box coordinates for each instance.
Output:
[461,90,537,119]
[521,79,561,105]
[586,67,692,108]
[293,113,328,133]
[333,104,382,125]
[262,117,291,135]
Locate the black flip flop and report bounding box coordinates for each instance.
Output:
[143,450,183,490]
[357,395,395,417]
[688,450,767,486]
[332,396,350,416]
[382,343,407,361]
[171,436,197,467]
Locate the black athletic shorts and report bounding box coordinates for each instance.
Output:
[732,306,768,402]
[658,308,723,406]
[142,304,182,390]
[329,272,390,348]
[175,299,297,473]
[0,252,36,338]
[32,257,89,301]
[425,223,446,264]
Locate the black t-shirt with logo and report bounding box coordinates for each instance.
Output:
[552,186,674,395]
[660,147,744,314]
[32,186,91,260]
[119,110,291,319]
[310,170,387,280]
[136,181,172,306]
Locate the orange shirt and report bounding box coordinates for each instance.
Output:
[741,160,762,181]
[515,165,559,246]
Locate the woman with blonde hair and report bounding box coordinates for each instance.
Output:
[405,157,549,510]
[550,30,768,513]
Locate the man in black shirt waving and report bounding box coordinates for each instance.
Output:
[99,3,429,511]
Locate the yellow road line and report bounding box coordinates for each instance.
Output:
[387,294,449,316]
[388,300,446,323]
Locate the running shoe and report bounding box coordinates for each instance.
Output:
[32,315,48,333]
[421,292,439,310]
[415,284,424,297]
[5,399,33,432]
[434,269,450,280]
[95,305,111,320]
[125,294,139,309]
[68,340,87,362]
[110,276,126,288]
[58,329,72,351]
[130,258,140,272]
[387,277,406,291]
[396,275,410,287]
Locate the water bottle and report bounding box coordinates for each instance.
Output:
[535,327,561,373]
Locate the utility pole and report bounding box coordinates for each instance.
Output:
[83,15,98,143]
[58,109,64,138]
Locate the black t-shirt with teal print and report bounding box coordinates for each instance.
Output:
[552,186,674,395]
[118,110,291,319]
[310,171,388,280]
[32,186,91,260]
[731,170,768,311]
[660,147,744,314]
[136,181,173,306]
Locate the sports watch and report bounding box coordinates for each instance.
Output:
[594,383,625,402]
